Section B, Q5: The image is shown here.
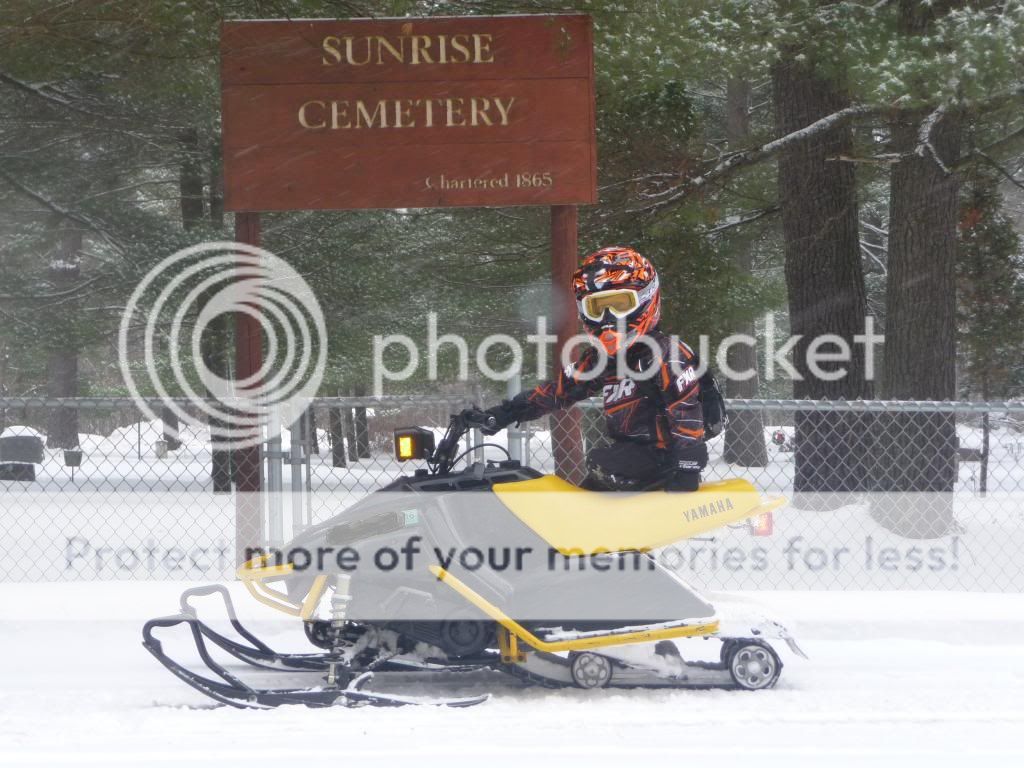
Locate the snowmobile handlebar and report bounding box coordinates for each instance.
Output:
[429,409,500,476]
[462,408,500,433]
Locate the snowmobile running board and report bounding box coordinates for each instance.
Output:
[429,566,721,652]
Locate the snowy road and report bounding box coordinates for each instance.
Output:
[1,583,1022,767]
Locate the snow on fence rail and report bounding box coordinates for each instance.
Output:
[1,396,1022,590]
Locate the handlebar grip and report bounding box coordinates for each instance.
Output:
[459,408,498,431]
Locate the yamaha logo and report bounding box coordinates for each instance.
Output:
[682,498,735,523]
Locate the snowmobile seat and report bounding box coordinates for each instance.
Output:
[492,475,784,555]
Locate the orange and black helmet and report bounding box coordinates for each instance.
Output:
[572,246,661,355]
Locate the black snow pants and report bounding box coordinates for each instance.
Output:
[580,441,673,491]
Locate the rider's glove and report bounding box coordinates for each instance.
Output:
[458,405,511,436]
[665,442,707,492]
[481,402,517,436]
[698,370,727,438]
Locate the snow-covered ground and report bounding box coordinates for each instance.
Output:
[1,582,1022,766]
[3,413,1023,764]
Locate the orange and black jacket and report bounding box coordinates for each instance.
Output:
[497,331,705,469]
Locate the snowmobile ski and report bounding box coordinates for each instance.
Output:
[141,611,489,709]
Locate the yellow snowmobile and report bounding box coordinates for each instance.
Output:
[143,410,802,708]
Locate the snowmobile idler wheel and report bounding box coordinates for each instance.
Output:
[439,619,494,658]
[570,652,613,689]
[725,641,781,690]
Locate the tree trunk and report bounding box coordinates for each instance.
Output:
[884,112,961,401]
[872,1,963,538]
[179,127,204,229]
[160,127,206,455]
[772,52,872,505]
[298,404,319,455]
[980,409,989,497]
[45,227,82,450]
[183,127,231,485]
[199,286,233,492]
[722,78,769,468]
[209,136,224,230]
[199,138,233,491]
[161,407,181,451]
[329,406,347,468]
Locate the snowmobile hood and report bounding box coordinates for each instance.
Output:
[491,476,784,555]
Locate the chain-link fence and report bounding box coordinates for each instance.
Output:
[2,396,1022,589]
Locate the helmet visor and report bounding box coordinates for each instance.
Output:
[580,289,640,321]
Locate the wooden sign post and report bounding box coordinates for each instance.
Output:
[221,15,597,556]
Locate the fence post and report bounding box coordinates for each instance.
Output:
[290,410,305,534]
[507,374,522,463]
[265,404,284,547]
[352,385,370,458]
[343,399,358,463]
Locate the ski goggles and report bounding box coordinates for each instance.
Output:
[580,289,639,321]
[578,276,658,322]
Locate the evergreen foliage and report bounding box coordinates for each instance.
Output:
[1,0,1022,405]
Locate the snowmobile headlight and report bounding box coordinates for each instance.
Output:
[394,427,435,461]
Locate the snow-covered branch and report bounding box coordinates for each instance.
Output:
[0,169,124,254]
[827,153,903,165]
[599,172,678,193]
[954,125,1024,171]
[0,275,104,302]
[635,104,887,213]
[701,205,780,236]
[974,150,1024,191]
[861,221,890,238]
[0,71,109,121]
[916,103,952,175]
[860,242,888,275]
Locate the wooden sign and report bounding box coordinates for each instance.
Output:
[221,15,596,211]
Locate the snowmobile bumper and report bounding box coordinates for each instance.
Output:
[235,555,329,619]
